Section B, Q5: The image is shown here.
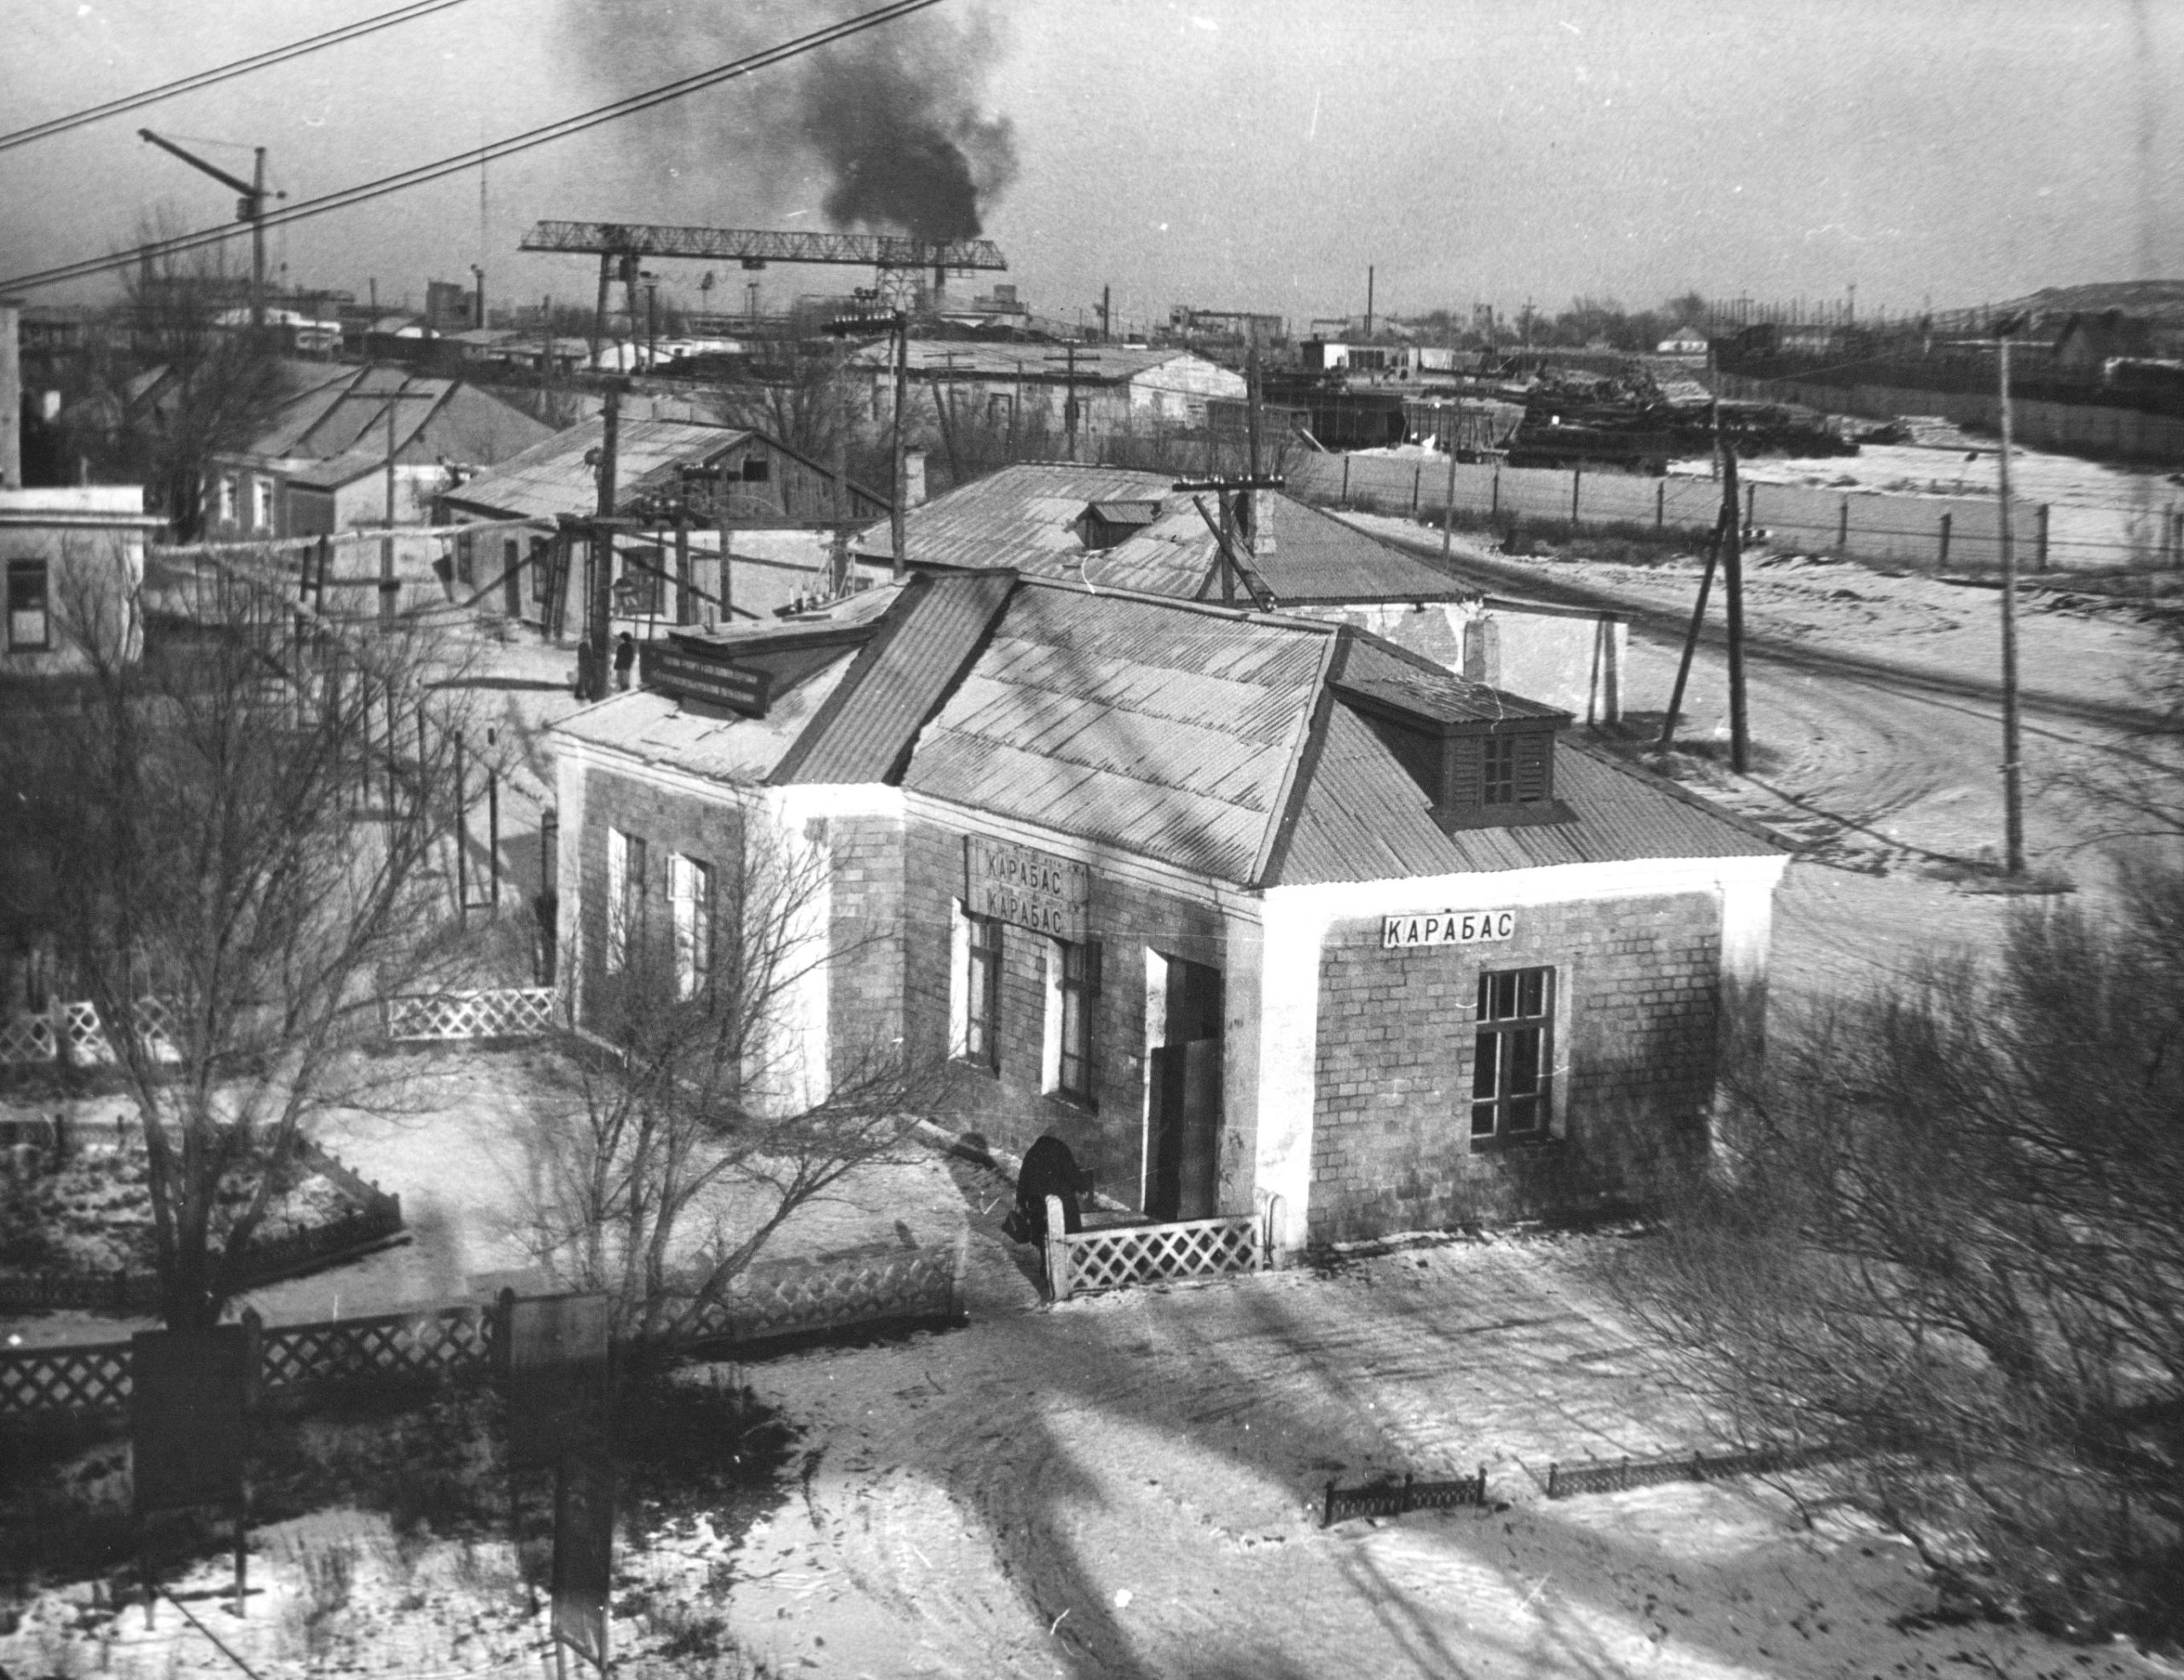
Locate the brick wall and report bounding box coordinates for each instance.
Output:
[826,811,906,1071]
[900,813,1232,1206]
[1308,892,1722,1242]
[570,764,746,1026]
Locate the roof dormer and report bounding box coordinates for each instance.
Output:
[1332,666,1575,832]
[1074,499,1163,551]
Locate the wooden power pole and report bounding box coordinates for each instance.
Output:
[1997,319,2025,875]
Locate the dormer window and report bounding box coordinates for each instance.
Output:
[1074,499,1162,552]
[1334,666,1574,832]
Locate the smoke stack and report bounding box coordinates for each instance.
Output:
[0,299,19,489]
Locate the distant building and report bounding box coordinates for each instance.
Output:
[851,461,1626,723]
[425,279,479,335]
[1,486,159,676]
[438,416,889,630]
[1655,324,1711,358]
[849,341,1246,451]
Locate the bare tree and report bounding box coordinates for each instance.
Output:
[1603,867,2184,1637]
[0,555,483,1329]
[511,818,932,1352]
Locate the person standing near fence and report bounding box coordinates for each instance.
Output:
[1003,1134,1095,1267]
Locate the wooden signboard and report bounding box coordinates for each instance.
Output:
[131,1327,247,1514]
[552,1450,615,1673]
[964,836,1091,940]
[648,648,770,717]
[505,1292,612,1467]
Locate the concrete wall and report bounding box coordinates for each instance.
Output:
[1287,449,2040,573]
[1307,890,1723,1241]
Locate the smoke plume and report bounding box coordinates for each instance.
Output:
[796,13,1017,243]
[552,3,1017,244]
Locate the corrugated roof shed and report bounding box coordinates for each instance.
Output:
[853,462,1177,568]
[772,570,1019,786]
[900,584,1333,882]
[443,416,753,520]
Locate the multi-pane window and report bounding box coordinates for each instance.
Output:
[670,854,712,1000]
[1472,966,1554,1140]
[1054,939,1101,1105]
[964,912,1002,1072]
[7,560,49,651]
[530,536,553,603]
[619,549,663,616]
[455,532,476,586]
[218,474,239,526]
[606,828,647,974]
[251,476,274,532]
[1483,735,1518,805]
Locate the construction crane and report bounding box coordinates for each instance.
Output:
[139,129,280,328]
[518,220,1008,353]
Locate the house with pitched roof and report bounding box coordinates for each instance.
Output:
[851,461,1627,723]
[549,572,1785,1252]
[439,415,890,630]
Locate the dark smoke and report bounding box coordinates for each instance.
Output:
[550,3,1016,244]
[796,13,1018,243]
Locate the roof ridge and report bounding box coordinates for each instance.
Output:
[1557,732,1792,849]
[1252,622,1350,887]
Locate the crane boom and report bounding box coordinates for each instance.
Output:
[519,220,1005,270]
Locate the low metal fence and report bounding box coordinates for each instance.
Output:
[1544,1440,1854,1499]
[1323,1468,1490,1526]
[1043,1196,1269,1301]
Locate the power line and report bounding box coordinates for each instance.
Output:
[0,0,475,156]
[0,0,944,295]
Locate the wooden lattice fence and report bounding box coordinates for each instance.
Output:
[0,1339,133,1417]
[1544,1441,1854,1499]
[1044,1199,1268,1301]
[253,1303,497,1395]
[0,1013,56,1066]
[1323,1468,1490,1526]
[657,1235,971,1347]
[384,987,558,1042]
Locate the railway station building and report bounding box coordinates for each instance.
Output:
[548,569,1786,1253]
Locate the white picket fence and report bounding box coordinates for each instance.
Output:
[383,986,559,1042]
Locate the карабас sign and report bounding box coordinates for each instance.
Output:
[1381,909,1515,949]
[965,836,1090,940]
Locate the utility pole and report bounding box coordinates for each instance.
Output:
[1046,345,1084,462]
[138,129,277,328]
[1365,265,1374,340]
[892,310,909,578]
[1997,317,2025,875]
[376,387,438,624]
[1174,474,1285,609]
[1719,412,1750,774]
[590,253,611,366]
[590,383,621,693]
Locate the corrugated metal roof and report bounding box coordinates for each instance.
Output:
[850,341,1228,385]
[861,462,1472,607]
[772,570,1018,786]
[1333,665,1568,726]
[853,462,1178,568]
[444,416,753,521]
[901,585,1332,882]
[1275,705,1783,886]
[550,651,860,784]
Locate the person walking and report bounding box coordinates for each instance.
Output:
[613,631,636,692]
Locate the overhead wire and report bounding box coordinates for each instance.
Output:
[0,0,475,156]
[0,0,946,295]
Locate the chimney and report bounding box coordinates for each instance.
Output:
[0,299,20,489]
[903,446,927,509]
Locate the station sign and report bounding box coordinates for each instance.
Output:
[965,836,1091,940]
[648,648,770,717]
[1381,908,1515,950]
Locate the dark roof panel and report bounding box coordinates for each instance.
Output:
[771,569,1017,785]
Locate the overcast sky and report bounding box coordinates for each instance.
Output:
[3,0,2176,333]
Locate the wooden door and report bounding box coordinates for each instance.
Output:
[1147,959,1224,1222]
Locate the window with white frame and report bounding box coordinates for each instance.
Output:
[669,854,712,999]
[1043,937,1100,1106]
[1471,965,1554,1142]
[251,475,274,532]
[961,909,1002,1072]
[7,559,50,651]
[606,828,647,974]
[218,473,239,526]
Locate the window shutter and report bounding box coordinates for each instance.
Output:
[1515,732,1553,803]
[1445,735,1484,807]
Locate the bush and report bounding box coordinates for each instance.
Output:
[1603,862,2184,1639]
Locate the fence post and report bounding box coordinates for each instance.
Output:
[1938,511,1952,569]
[1043,1195,1070,1302]
[1547,1462,1559,1499]
[1324,1480,1337,1527]
[1477,1463,1488,1505]
[2036,503,2049,572]
[1340,456,1350,503]
[241,1306,264,1412]
[1656,480,1664,530]
[1838,497,1850,556]
[491,1286,515,1380]
[1490,468,1500,522]
[1399,1472,1414,1514]
[1570,463,1582,532]
[949,1229,971,1320]
[1411,461,1421,515]
[1743,481,1757,537]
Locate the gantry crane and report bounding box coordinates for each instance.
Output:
[517,219,1008,351]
